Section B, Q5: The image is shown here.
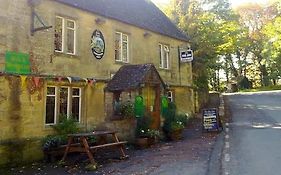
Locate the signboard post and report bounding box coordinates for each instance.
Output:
[202,108,220,132]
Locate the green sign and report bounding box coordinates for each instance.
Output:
[5,51,30,74]
[134,96,144,118]
[161,96,169,117]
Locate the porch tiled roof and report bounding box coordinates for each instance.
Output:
[106,64,164,92]
[55,0,189,41]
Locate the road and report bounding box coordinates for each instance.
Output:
[222,91,281,175]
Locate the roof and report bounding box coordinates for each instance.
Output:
[55,0,189,41]
[106,64,165,91]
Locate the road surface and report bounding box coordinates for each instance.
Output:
[223,91,281,175]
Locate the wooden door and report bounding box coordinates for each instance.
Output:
[142,84,160,129]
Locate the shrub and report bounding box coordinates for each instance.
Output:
[135,114,152,138]
[162,102,185,134]
[42,114,80,150]
[120,101,135,118]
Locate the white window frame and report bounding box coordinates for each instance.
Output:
[45,86,57,126]
[115,32,129,63]
[66,19,76,55]
[54,16,76,55]
[54,16,64,53]
[45,86,82,125]
[167,90,174,102]
[71,87,82,122]
[159,44,170,69]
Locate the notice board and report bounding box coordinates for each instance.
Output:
[5,51,30,74]
[202,108,219,131]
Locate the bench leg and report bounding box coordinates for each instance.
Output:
[61,137,73,161]
[81,137,96,165]
[112,133,127,158]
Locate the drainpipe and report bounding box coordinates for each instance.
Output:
[178,46,181,86]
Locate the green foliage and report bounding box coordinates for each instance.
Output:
[164,0,281,91]
[120,101,135,118]
[162,102,186,134]
[135,114,152,138]
[52,114,80,135]
[238,76,252,89]
[146,129,161,140]
[42,114,80,150]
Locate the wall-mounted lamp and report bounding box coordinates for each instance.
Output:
[95,17,106,25]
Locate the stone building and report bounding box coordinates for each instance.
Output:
[0,0,193,165]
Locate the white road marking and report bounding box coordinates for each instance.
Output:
[225,153,230,162]
[225,134,229,139]
[225,123,229,126]
[225,142,230,148]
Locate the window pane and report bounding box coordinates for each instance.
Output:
[59,88,68,116]
[67,20,74,28]
[164,46,169,69]
[55,17,63,52]
[47,87,55,95]
[122,34,128,42]
[72,97,80,122]
[122,42,128,62]
[46,87,56,124]
[159,45,162,67]
[73,88,80,96]
[164,52,168,68]
[46,96,55,124]
[67,29,75,54]
[115,33,121,61]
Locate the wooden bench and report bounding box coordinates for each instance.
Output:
[44,143,82,162]
[61,131,129,164]
[89,141,127,149]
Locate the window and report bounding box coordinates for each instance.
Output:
[115,32,129,62]
[45,86,81,125]
[167,90,174,102]
[54,16,76,55]
[159,44,170,69]
[46,87,57,125]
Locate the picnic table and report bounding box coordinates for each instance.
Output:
[61,130,128,164]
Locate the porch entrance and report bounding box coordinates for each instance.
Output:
[142,84,161,129]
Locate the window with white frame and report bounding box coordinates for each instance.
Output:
[159,44,170,69]
[115,32,129,62]
[167,90,174,102]
[54,16,76,55]
[45,86,81,125]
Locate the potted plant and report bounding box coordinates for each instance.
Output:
[162,102,187,141]
[135,115,151,149]
[146,129,161,145]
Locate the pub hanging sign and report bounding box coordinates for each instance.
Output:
[179,47,193,62]
[90,30,105,59]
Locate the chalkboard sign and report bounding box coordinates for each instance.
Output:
[203,108,219,131]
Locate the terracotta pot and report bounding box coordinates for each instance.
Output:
[169,129,183,141]
[135,137,149,149]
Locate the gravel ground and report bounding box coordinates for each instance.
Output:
[1,117,219,175]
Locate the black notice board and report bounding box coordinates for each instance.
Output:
[202,108,219,131]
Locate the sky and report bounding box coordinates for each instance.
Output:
[151,0,269,7]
